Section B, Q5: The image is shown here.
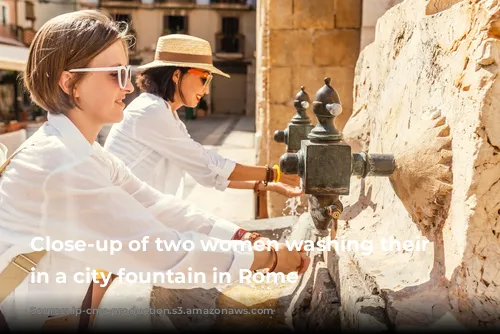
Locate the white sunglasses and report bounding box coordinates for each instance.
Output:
[68,65,132,89]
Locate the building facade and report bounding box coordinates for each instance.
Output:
[79,0,257,115]
[0,0,37,127]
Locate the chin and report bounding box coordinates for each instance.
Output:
[113,113,125,123]
[107,108,125,123]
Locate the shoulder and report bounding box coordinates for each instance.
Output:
[125,93,169,119]
[1,139,97,198]
[8,125,96,177]
[106,93,168,140]
[124,94,183,137]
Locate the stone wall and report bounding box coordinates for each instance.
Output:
[256,0,362,217]
[336,0,500,329]
[361,0,404,51]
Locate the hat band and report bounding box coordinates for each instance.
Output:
[155,51,213,65]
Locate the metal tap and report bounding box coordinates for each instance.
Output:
[274,86,315,153]
[279,78,396,239]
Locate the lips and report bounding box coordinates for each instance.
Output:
[116,97,126,106]
[196,94,202,102]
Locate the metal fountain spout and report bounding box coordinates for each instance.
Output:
[274,86,315,152]
[279,77,396,239]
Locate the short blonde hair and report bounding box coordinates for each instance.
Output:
[24,10,131,114]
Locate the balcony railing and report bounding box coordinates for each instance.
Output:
[84,0,142,6]
[215,33,245,56]
[210,0,247,4]
[154,0,195,4]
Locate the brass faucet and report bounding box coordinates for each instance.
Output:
[279,78,396,239]
[274,86,315,153]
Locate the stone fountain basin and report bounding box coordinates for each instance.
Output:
[157,214,339,332]
[93,214,340,332]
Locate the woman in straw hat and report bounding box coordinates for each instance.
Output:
[104,34,302,201]
[0,11,309,331]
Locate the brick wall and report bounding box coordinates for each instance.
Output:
[256,0,361,217]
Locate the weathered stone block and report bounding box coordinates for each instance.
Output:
[294,0,335,29]
[339,0,500,330]
[269,0,293,30]
[269,67,293,104]
[270,30,313,66]
[291,259,341,332]
[151,287,220,331]
[426,0,465,15]
[313,29,361,67]
[335,0,362,28]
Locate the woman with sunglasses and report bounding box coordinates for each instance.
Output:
[0,11,309,331]
[103,34,302,202]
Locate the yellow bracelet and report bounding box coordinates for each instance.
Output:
[95,268,109,280]
[273,164,281,183]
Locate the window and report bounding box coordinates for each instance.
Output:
[217,17,241,53]
[163,15,188,35]
[1,4,7,26]
[25,1,35,21]
[222,17,239,35]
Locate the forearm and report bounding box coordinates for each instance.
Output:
[228,180,257,190]
[108,151,240,240]
[228,163,274,182]
[229,180,273,192]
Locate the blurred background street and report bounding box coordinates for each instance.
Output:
[181,114,256,222]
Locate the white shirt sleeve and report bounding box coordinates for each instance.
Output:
[131,105,236,191]
[102,147,241,240]
[38,154,253,289]
[0,143,7,164]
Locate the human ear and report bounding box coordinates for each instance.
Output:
[58,71,74,96]
[172,70,181,85]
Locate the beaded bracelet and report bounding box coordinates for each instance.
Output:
[248,232,261,245]
[268,246,278,273]
[264,165,271,186]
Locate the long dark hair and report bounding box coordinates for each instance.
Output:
[136,66,189,104]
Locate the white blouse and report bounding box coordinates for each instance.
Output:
[103,92,236,198]
[0,113,253,330]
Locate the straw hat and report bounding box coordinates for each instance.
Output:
[137,34,230,78]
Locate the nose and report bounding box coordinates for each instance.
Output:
[204,84,210,95]
[124,75,135,94]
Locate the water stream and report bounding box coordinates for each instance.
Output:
[282,189,307,216]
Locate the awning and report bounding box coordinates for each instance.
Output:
[0,43,29,72]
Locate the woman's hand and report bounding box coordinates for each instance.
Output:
[272,243,310,274]
[250,243,311,275]
[279,172,301,188]
[264,182,303,198]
